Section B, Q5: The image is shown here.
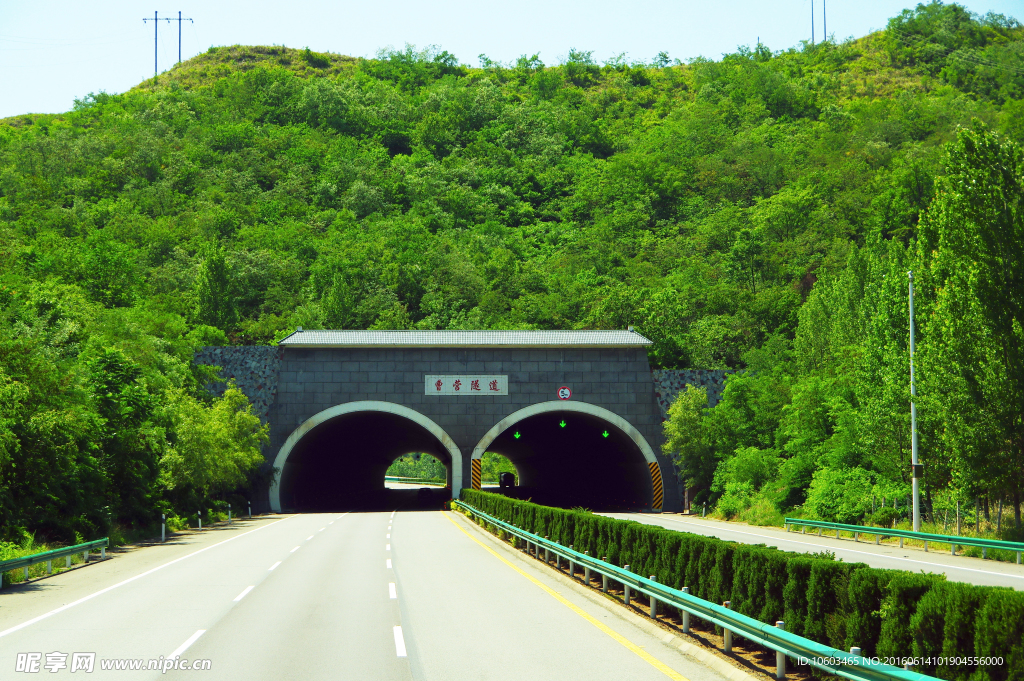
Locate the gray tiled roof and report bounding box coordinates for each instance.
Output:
[278,329,652,348]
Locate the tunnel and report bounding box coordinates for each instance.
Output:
[272,404,457,512]
[477,405,654,511]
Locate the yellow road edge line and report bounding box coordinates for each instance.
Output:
[443,511,689,681]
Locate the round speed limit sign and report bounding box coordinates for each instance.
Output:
[557,386,572,400]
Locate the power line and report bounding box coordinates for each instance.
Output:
[141,11,193,78]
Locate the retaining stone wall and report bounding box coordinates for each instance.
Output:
[193,346,283,424]
[651,369,735,418]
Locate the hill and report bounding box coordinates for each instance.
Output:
[0,0,1022,540]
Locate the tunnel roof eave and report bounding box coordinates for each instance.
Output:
[277,329,654,348]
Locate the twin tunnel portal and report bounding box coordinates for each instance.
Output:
[274,400,660,512]
[228,330,679,514]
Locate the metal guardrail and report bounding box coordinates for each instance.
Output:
[455,500,935,681]
[785,518,1024,564]
[384,476,446,486]
[0,539,109,589]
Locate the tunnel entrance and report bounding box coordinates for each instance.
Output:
[272,403,458,512]
[476,405,654,511]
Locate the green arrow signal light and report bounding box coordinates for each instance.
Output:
[559,420,566,428]
[602,430,609,438]
[514,431,521,439]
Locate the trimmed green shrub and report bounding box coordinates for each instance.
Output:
[973,590,1024,681]
[783,556,815,637]
[805,560,860,649]
[846,568,899,656]
[876,573,941,660]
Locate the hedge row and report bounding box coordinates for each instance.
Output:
[461,490,1024,681]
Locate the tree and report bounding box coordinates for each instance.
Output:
[194,249,237,332]
[87,348,160,526]
[159,385,268,500]
[662,385,715,504]
[919,126,1024,527]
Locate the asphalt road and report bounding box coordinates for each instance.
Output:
[2,511,734,681]
[606,513,1024,590]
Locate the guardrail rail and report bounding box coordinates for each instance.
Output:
[784,518,1023,564]
[454,500,936,681]
[0,538,109,589]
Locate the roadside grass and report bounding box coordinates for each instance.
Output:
[1,509,259,587]
[708,503,1023,564]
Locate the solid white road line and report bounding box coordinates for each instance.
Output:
[290,546,300,553]
[169,630,206,659]
[233,586,255,602]
[268,561,281,571]
[648,516,1024,581]
[0,515,295,640]
[389,582,397,599]
[393,626,407,657]
[386,559,392,569]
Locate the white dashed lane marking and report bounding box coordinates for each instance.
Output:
[233,586,254,602]
[169,630,206,659]
[393,626,407,657]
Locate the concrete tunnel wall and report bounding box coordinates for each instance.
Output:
[197,345,690,512]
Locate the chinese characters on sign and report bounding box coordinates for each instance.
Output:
[425,375,508,395]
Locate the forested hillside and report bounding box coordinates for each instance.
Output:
[1,1,1022,541]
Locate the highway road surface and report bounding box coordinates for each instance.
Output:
[606,513,1024,590]
[2,511,736,681]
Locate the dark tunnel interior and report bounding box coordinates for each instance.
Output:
[278,411,453,511]
[482,410,652,511]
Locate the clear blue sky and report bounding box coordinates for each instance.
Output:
[1,0,1020,118]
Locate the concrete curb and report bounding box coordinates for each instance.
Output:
[452,510,764,681]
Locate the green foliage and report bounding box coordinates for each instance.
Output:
[461,490,1021,670]
[805,467,875,523]
[1,4,1023,544]
[385,453,446,480]
[158,384,268,499]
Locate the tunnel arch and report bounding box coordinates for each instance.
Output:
[471,401,661,510]
[269,401,463,512]
[472,401,658,463]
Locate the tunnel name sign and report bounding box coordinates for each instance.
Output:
[425,375,509,396]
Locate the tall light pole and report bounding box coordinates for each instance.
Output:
[909,271,921,532]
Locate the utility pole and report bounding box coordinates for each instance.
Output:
[811,0,815,45]
[174,11,194,64]
[824,0,827,42]
[143,11,159,77]
[142,11,193,77]
[909,271,922,532]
